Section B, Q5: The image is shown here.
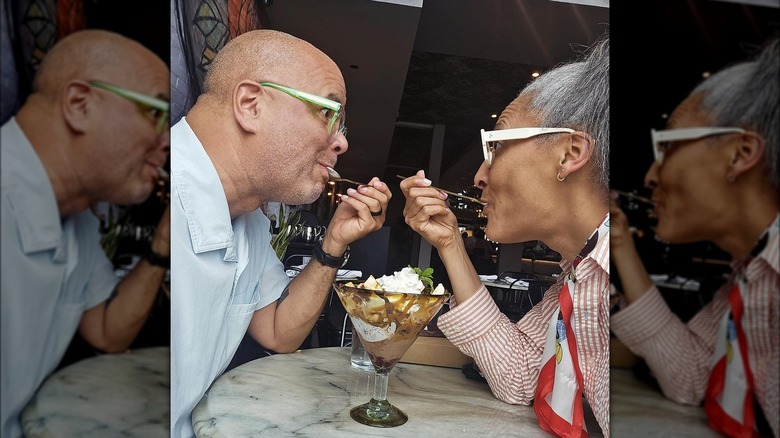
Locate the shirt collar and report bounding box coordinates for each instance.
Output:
[172,117,234,254]
[1,118,64,255]
[558,213,611,278]
[731,214,780,277]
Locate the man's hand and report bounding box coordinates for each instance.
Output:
[150,204,170,258]
[400,170,461,252]
[321,177,392,254]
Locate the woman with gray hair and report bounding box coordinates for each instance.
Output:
[611,37,778,437]
[401,35,610,437]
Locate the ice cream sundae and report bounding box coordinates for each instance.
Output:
[334,266,450,426]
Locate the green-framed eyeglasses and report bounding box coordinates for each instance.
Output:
[260,82,346,138]
[88,81,170,135]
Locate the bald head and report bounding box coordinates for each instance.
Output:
[33,29,166,101]
[202,29,337,104]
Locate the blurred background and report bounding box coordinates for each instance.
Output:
[611,0,779,321]
[1,0,171,368]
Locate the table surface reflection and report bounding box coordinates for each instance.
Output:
[21,346,169,437]
[610,367,718,437]
[193,347,593,437]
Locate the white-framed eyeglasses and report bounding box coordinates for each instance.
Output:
[480,127,574,166]
[650,127,745,164]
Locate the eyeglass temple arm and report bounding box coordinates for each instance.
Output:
[259,82,341,111]
[89,81,169,111]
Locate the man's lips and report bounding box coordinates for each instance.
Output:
[319,162,336,182]
[146,161,169,184]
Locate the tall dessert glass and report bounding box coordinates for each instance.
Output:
[334,282,449,427]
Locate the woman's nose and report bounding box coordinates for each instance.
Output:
[473,161,489,189]
[644,161,660,190]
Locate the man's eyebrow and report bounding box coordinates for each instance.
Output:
[326,93,343,106]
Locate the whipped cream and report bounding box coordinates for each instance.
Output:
[377,267,425,294]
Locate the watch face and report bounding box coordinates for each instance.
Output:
[341,247,350,268]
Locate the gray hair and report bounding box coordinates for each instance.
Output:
[692,37,779,190]
[520,35,610,190]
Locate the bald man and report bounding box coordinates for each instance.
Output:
[170,29,391,436]
[1,30,170,437]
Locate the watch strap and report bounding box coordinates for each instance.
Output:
[312,242,349,268]
[146,247,170,269]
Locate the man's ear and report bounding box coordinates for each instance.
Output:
[557,131,595,179]
[61,81,92,134]
[233,80,263,133]
[727,132,766,179]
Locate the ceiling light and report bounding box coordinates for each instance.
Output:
[491,114,497,118]
[546,0,608,7]
[531,72,540,78]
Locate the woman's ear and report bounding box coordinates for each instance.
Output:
[61,81,92,134]
[726,132,766,179]
[233,80,263,133]
[557,131,595,179]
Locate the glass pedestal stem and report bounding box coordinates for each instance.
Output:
[373,370,388,401]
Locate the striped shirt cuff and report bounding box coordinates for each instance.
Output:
[438,285,503,346]
[611,285,677,346]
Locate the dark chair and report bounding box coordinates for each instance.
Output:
[484,271,557,323]
[341,226,391,277]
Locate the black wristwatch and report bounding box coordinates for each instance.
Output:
[145,247,170,269]
[312,239,350,268]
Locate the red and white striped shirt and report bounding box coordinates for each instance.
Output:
[438,232,611,437]
[611,215,779,437]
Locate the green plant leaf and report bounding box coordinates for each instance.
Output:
[411,265,435,291]
[270,206,302,261]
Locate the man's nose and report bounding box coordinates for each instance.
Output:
[332,131,348,155]
[158,125,170,154]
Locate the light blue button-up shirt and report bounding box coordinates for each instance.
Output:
[1,118,118,438]
[170,118,289,437]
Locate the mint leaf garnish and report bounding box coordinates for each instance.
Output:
[412,266,434,292]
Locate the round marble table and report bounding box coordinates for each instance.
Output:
[194,347,592,437]
[22,346,169,437]
[610,367,719,437]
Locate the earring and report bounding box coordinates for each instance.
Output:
[556,171,565,182]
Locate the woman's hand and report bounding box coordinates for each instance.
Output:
[610,191,634,254]
[400,170,462,253]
